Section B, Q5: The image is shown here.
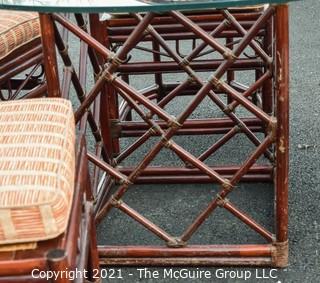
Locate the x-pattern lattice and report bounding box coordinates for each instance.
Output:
[53,8,277,247]
[30,0,291,266]
[71,8,276,246]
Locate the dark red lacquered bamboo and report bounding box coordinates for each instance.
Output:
[221,10,271,64]
[262,15,274,115]
[39,13,60,97]
[228,71,272,111]
[170,11,233,56]
[130,174,271,184]
[99,244,272,258]
[0,54,43,84]
[107,12,263,28]
[25,5,290,269]
[108,21,257,36]
[132,13,273,163]
[181,135,273,242]
[198,126,239,162]
[274,5,290,267]
[0,43,42,74]
[61,66,72,99]
[101,257,272,267]
[90,13,121,158]
[116,201,177,244]
[222,201,274,241]
[53,13,113,60]
[118,58,263,74]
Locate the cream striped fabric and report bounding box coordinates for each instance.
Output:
[0,10,40,60]
[0,98,75,245]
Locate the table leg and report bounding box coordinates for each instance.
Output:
[274,4,289,268]
[89,14,120,158]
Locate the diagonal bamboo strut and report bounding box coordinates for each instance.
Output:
[221,200,274,242]
[53,11,276,243]
[110,16,266,164]
[87,152,129,184]
[100,86,274,243]
[169,11,232,58]
[116,87,228,182]
[73,15,180,124]
[53,13,114,60]
[168,10,273,124]
[96,9,275,224]
[10,63,43,100]
[97,85,232,222]
[74,14,102,76]
[115,18,268,164]
[115,71,192,165]
[96,75,231,223]
[220,10,272,64]
[197,126,239,162]
[52,21,108,156]
[114,200,177,244]
[227,71,272,112]
[133,11,274,161]
[153,20,228,110]
[181,135,273,242]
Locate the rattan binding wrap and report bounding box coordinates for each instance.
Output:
[0,98,75,245]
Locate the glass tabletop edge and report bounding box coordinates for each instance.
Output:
[0,0,297,14]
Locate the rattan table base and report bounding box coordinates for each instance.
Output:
[39,4,289,267]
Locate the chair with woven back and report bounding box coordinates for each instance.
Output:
[0,10,46,101]
[0,98,99,283]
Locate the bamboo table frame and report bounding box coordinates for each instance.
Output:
[0,0,294,269]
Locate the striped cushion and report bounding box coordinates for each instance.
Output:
[0,98,75,245]
[0,11,40,60]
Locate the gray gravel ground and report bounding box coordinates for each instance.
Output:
[90,1,320,282]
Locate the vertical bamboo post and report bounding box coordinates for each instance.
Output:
[87,204,100,281]
[152,40,164,102]
[39,13,61,97]
[89,14,120,158]
[274,4,289,268]
[262,14,273,116]
[226,37,234,104]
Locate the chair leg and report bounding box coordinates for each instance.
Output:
[47,249,70,283]
[87,211,101,282]
[83,141,100,282]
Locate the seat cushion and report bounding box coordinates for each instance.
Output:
[0,11,40,60]
[0,98,75,245]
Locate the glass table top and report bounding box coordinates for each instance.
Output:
[0,0,297,13]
